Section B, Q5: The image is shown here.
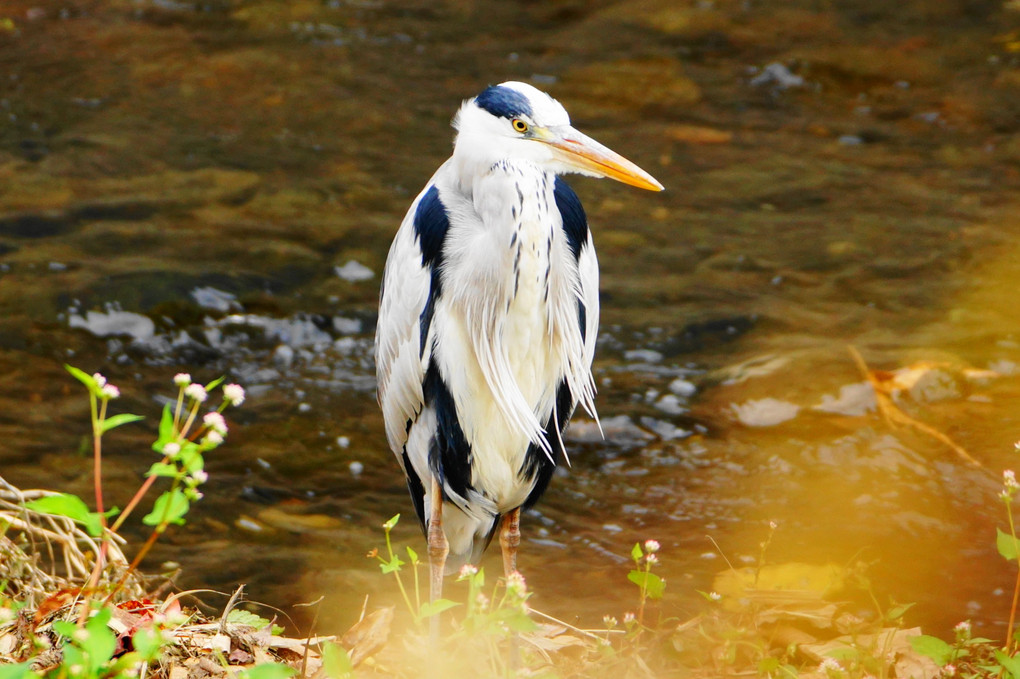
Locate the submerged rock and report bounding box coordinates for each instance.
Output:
[732,397,800,427]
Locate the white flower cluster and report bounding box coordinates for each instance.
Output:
[92,373,120,400]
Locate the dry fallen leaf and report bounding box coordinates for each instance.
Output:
[341,606,393,667]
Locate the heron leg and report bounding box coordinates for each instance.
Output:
[499,507,521,577]
[499,508,523,669]
[427,475,448,639]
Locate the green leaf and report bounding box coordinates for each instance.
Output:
[152,404,175,454]
[380,555,405,574]
[142,489,190,527]
[497,609,539,633]
[406,545,419,565]
[236,664,296,679]
[383,514,400,531]
[0,661,34,679]
[26,493,103,537]
[321,642,354,679]
[628,570,666,600]
[417,599,460,619]
[204,376,226,392]
[227,609,283,634]
[910,634,954,666]
[82,606,117,665]
[178,444,204,474]
[146,462,179,478]
[997,650,1020,679]
[65,365,98,394]
[100,413,144,434]
[631,542,643,562]
[886,601,915,621]
[52,619,78,638]
[132,626,166,661]
[998,528,1020,561]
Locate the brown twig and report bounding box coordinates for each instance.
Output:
[847,345,983,468]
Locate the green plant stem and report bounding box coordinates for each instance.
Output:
[637,560,649,628]
[105,478,184,604]
[383,528,415,617]
[179,402,200,443]
[1007,498,1020,654]
[80,394,111,625]
[104,523,163,604]
[109,472,160,534]
[412,560,421,613]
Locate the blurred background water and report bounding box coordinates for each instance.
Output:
[2,0,1020,638]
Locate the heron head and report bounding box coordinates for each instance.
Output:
[453,81,664,192]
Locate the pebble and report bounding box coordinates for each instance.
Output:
[750,62,805,90]
[273,344,295,368]
[334,260,374,282]
[668,378,697,397]
[732,397,800,427]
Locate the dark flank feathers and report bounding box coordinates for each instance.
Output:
[413,185,450,358]
[423,362,475,505]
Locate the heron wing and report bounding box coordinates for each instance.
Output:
[552,176,600,420]
[577,228,600,404]
[375,179,449,460]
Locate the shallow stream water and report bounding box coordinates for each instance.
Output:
[3,0,1020,640]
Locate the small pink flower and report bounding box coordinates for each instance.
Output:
[644,539,661,553]
[173,373,192,387]
[184,383,208,403]
[203,411,228,435]
[507,571,527,595]
[203,430,224,446]
[1006,469,1019,490]
[163,442,181,456]
[223,384,246,407]
[100,384,120,400]
[92,373,107,388]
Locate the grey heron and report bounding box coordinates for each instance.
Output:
[375,81,663,613]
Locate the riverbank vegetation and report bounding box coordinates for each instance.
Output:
[1,368,1018,679]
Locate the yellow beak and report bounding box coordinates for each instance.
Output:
[538,125,664,192]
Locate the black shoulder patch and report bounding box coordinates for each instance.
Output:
[475,85,533,120]
[414,185,450,357]
[414,185,450,270]
[553,177,588,261]
[423,362,474,503]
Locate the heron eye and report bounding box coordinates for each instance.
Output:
[511,118,529,133]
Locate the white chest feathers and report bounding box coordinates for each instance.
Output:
[433,163,580,508]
